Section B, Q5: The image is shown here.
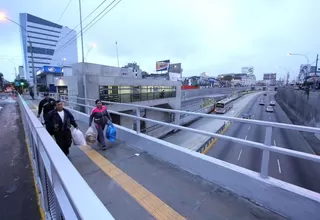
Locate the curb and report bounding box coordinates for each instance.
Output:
[199,121,231,154]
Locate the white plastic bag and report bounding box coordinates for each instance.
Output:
[72,129,86,146]
[85,127,97,146]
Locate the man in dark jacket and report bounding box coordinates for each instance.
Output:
[47,100,78,157]
[37,93,56,134]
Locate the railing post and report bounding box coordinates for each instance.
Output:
[136,107,140,134]
[260,126,272,178]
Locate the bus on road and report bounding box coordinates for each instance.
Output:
[215,98,233,114]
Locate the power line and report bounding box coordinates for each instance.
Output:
[55,0,121,54]
[56,0,110,46]
[55,0,118,53]
[57,0,74,23]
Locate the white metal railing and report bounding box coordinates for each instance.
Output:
[59,94,320,179]
[18,94,114,220]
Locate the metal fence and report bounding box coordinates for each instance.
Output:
[18,95,114,220]
[60,94,320,180]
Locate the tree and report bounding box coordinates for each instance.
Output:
[222,75,233,81]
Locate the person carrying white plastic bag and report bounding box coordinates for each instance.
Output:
[85,126,97,146]
[71,128,86,146]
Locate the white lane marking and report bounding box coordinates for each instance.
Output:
[277,159,282,174]
[248,126,250,131]
[274,140,276,146]
[245,135,247,140]
[237,150,243,161]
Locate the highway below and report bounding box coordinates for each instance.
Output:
[207,91,320,193]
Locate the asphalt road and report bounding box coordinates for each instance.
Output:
[0,102,41,220]
[207,91,320,193]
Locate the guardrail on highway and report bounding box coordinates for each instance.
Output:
[60,94,320,180]
[17,95,114,220]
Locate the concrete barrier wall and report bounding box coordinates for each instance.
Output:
[67,107,320,220]
[276,88,320,126]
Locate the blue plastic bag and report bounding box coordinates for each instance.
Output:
[106,123,116,142]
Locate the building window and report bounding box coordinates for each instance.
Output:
[27,25,61,34]
[27,46,54,55]
[27,14,62,29]
[28,31,59,38]
[99,85,176,103]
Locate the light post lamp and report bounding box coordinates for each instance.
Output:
[0,12,37,97]
[288,53,309,64]
[288,53,310,83]
[85,43,96,61]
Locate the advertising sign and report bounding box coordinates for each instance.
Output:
[156,60,170,72]
[299,64,311,77]
[168,63,182,73]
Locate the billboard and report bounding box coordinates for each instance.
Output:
[299,64,311,78]
[168,63,182,73]
[156,60,170,72]
[241,66,254,74]
[37,66,63,75]
[263,73,276,80]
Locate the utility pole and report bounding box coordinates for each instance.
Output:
[78,0,85,63]
[78,0,88,113]
[315,54,318,76]
[115,41,120,68]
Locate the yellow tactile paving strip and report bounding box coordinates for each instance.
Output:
[80,143,186,220]
[29,99,185,219]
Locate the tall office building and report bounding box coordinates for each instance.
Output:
[19,13,78,85]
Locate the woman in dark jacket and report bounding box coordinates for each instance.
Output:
[89,99,112,150]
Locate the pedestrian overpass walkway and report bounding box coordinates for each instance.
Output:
[19,95,320,220]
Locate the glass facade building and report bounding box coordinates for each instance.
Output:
[99,85,176,103]
[19,13,78,85]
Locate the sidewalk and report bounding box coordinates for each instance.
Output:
[162,92,262,151]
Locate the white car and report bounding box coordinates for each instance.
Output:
[269,101,276,106]
[266,105,274,112]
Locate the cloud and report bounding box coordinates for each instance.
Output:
[1,0,320,81]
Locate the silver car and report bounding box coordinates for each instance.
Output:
[266,105,274,112]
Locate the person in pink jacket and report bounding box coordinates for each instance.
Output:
[89,99,112,150]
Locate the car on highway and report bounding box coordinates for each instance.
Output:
[242,113,251,119]
[264,93,267,96]
[270,101,276,106]
[259,100,265,105]
[266,105,274,113]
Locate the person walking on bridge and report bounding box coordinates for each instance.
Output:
[47,100,78,157]
[89,99,112,150]
[37,92,55,134]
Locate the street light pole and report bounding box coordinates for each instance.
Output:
[315,54,318,76]
[288,53,310,82]
[115,41,119,68]
[3,16,37,97]
[78,0,88,113]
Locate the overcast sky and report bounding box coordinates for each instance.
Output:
[1,0,320,81]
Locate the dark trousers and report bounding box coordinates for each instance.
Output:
[96,124,106,146]
[54,129,72,156]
